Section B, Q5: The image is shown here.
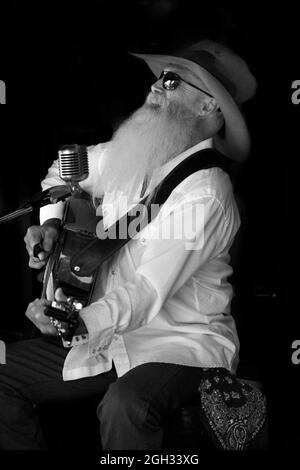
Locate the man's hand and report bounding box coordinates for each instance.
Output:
[25,298,58,336]
[25,289,88,339]
[54,288,89,337]
[24,221,59,269]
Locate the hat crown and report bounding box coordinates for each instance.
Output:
[177,48,237,100]
[177,40,257,105]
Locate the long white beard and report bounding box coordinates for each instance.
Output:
[93,94,202,204]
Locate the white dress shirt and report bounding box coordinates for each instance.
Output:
[40,139,241,381]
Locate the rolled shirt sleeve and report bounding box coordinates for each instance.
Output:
[40,159,65,224]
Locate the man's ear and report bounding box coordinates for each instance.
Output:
[198,97,219,116]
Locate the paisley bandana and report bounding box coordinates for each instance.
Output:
[198,368,267,450]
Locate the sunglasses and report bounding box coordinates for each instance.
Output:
[158,71,214,98]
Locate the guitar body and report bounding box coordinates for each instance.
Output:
[44,190,102,306]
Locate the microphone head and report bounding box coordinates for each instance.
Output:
[58,144,89,183]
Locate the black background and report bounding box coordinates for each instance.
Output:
[0,0,298,451]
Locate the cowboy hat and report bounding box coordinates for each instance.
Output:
[131,40,257,162]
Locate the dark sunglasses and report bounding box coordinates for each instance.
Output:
[158,71,214,98]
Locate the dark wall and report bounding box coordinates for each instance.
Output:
[0,0,295,448]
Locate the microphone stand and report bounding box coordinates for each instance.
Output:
[0,185,72,225]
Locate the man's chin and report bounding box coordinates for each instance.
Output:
[145,102,161,111]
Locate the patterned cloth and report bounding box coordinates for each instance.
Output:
[198,368,267,450]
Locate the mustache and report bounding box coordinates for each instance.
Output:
[145,91,166,109]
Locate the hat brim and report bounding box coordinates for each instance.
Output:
[132,53,251,162]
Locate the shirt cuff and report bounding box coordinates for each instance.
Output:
[79,301,115,358]
[62,333,89,348]
[40,201,65,225]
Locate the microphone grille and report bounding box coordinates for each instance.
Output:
[58,144,89,182]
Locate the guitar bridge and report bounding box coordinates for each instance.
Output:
[45,298,82,344]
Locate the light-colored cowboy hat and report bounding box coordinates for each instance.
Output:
[131,40,257,162]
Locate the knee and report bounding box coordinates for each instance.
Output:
[97,380,147,425]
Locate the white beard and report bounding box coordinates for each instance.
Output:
[93,93,202,205]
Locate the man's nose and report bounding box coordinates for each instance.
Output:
[151,79,164,93]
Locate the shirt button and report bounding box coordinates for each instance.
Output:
[111,270,116,275]
[140,237,147,245]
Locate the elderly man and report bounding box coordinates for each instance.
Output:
[0,41,260,450]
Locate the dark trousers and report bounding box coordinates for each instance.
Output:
[0,336,204,450]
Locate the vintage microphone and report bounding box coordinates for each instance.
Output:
[58,143,89,193]
[0,144,89,225]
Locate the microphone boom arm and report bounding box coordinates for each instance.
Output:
[0,185,72,225]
